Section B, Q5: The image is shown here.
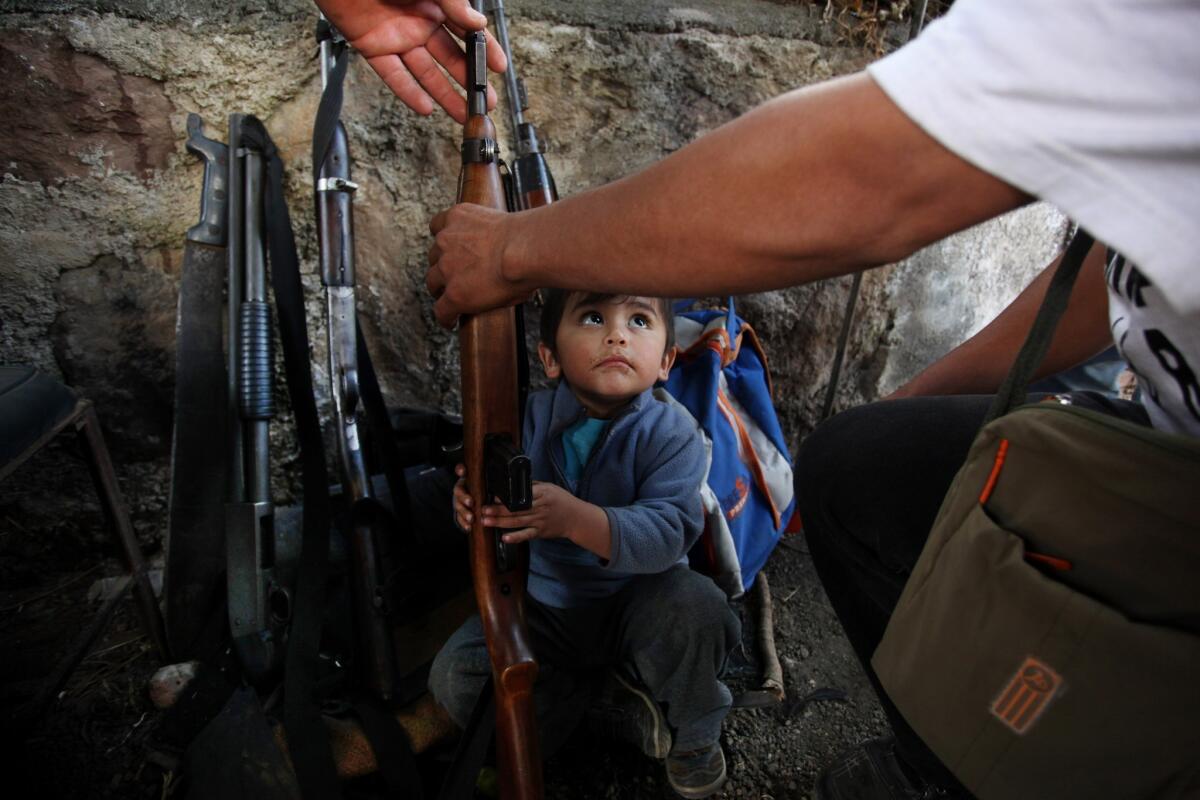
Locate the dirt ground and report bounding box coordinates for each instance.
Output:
[1,441,887,799]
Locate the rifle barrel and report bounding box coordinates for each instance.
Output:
[484,0,526,144]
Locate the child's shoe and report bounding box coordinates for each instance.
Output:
[666,741,727,799]
[586,668,672,759]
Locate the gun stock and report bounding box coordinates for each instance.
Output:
[458,6,543,798]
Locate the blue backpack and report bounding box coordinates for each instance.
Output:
[664,300,797,598]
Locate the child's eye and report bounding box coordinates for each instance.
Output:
[629,315,650,329]
[582,311,604,326]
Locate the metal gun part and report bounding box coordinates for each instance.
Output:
[484,434,532,573]
[185,114,229,247]
[316,30,398,700]
[225,119,286,684]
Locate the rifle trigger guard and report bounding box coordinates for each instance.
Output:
[461,137,499,164]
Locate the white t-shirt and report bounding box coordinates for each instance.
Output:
[1106,251,1200,435]
[869,0,1200,436]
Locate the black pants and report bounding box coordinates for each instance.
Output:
[794,393,1147,791]
[429,564,741,756]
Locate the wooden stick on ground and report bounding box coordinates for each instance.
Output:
[754,573,785,700]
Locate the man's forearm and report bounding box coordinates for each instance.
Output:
[891,241,1114,398]
[503,73,1029,297]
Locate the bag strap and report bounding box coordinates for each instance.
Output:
[983,228,1096,424]
[312,23,348,181]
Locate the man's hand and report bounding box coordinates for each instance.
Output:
[426,202,532,328]
[314,0,507,123]
[478,481,613,560]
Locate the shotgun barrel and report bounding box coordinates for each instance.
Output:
[225,113,286,684]
[315,18,399,702]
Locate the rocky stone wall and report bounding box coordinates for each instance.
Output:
[0,0,1063,489]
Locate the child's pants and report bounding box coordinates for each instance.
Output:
[429,563,741,755]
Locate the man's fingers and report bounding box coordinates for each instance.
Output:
[482,28,508,74]
[367,53,435,116]
[426,25,470,83]
[426,26,499,111]
[434,295,460,329]
[439,19,507,75]
[401,47,469,124]
[439,0,489,33]
[425,262,445,301]
[430,208,449,235]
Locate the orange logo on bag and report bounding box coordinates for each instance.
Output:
[990,656,1063,735]
[725,477,749,520]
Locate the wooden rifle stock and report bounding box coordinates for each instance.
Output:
[457,12,543,800]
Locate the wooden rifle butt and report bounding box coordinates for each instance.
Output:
[496,660,542,800]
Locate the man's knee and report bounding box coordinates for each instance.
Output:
[796,400,907,542]
[795,403,878,496]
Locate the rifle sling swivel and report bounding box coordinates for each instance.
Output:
[316,176,358,193]
[461,137,499,164]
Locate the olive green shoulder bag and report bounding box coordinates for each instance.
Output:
[873,230,1200,799]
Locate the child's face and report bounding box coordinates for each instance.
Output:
[538,294,675,418]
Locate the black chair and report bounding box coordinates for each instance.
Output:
[1,365,168,717]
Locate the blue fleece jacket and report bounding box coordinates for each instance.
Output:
[522,381,707,608]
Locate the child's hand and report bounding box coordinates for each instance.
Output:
[479,482,612,559]
[452,463,473,531]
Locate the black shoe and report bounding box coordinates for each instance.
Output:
[586,668,672,759]
[666,742,727,799]
[814,738,967,800]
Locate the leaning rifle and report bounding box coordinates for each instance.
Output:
[313,17,399,703]
[455,3,542,797]
[485,0,556,413]
[484,0,558,211]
